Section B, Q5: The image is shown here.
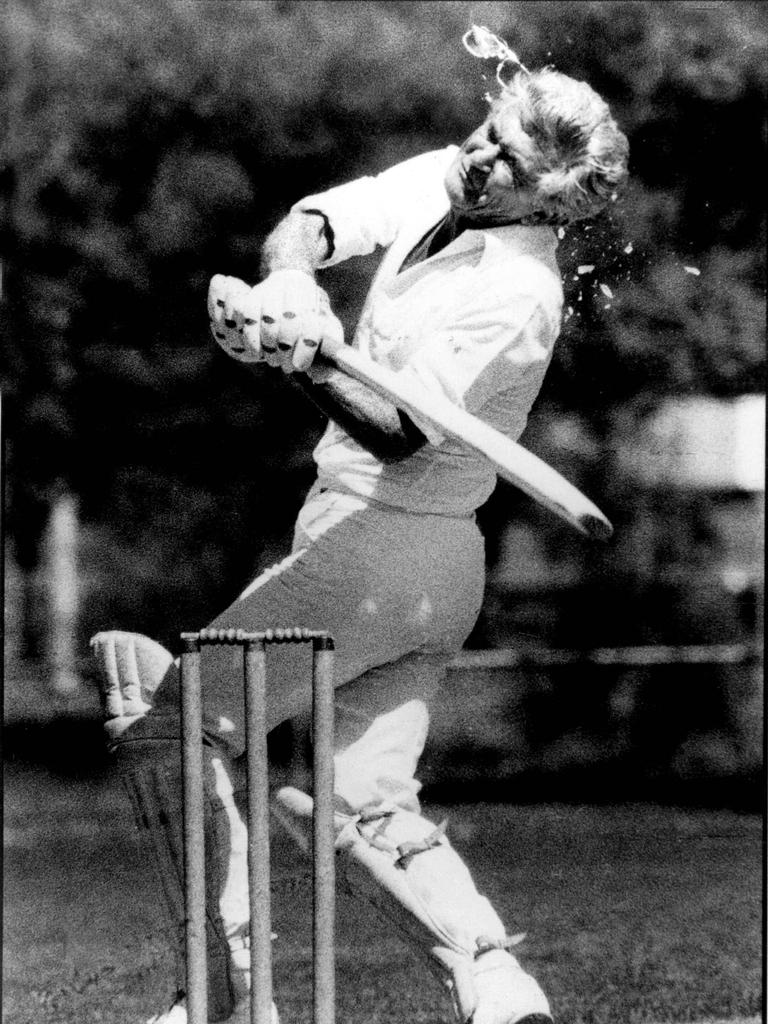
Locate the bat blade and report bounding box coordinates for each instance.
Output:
[328,345,613,541]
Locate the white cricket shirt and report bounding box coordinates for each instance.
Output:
[293,147,564,515]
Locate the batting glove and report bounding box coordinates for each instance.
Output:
[208,270,343,375]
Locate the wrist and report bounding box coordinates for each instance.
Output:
[260,210,332,277]
[262,261,317,280]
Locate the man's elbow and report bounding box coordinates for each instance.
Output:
[376,440,423,464]
[373,420,428,463]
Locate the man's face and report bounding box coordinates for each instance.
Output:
[444,101,539,225]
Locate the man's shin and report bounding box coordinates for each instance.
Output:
[275,786,549,1024]
[123,757,246,1021]
[338,807,551,1023]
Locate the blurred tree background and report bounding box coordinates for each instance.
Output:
[1,0,764,800]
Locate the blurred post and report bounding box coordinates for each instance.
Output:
[619,395,765,770]
[42,490,81,693]
[619,393,765,641]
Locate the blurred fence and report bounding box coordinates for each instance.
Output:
[419,638,764,806]
[452,642,760,668]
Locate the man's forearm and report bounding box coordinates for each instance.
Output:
[291,367,427,464]
[259,210,426,461]
[260,210,333,277]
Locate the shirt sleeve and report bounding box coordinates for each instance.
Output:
[397,259,563,446]
[291,147,457,267]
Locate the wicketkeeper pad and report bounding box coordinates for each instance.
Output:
[91,630,261,1021]
[125,762,244,1021]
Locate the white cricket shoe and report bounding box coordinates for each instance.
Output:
[470,949,552,1024]
[145,995,279,1024]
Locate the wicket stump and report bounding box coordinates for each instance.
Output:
[180,627,336,1024]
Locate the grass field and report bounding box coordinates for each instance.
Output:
[3,760,763,1024]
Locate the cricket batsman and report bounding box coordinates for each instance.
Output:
[92,34,628,1024]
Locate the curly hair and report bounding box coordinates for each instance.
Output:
[493,69,629,225]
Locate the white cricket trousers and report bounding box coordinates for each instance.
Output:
[200,486,485,814]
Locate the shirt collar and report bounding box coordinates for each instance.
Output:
[468,222,559,258]
[427,221,558,272]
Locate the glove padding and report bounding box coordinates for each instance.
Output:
[208,270,343,376]
[90,631,177,743]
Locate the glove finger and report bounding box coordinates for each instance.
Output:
[210,320,231,352]
[222,277,252,331]
[209,274,248,344]
[319,309,345,355]
[207,274,230,325]
[90,632,125,720]
[115,636,154,716]
[259,280,282,361]
[275,312,301,370]
[291,312,324,373]
[209,275,237,352]
[239,290,263,361]
[276,270,317,371]
[209,276,237,344]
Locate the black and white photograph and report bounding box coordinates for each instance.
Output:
[2,3,764,1023]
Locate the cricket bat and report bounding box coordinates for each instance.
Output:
[328,344,614,541]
